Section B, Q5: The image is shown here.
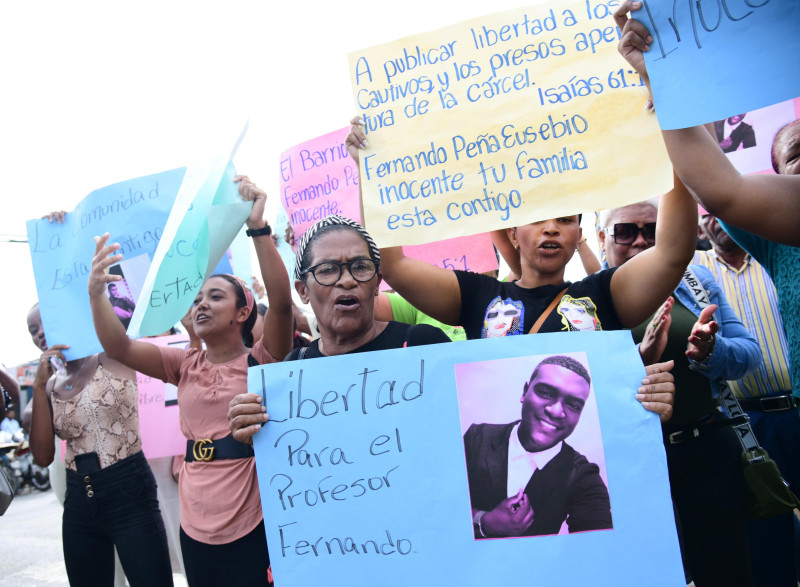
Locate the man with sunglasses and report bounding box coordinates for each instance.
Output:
[598,200,762,586]
[597,200,658,268]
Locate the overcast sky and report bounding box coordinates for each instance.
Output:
[0,0,602,369]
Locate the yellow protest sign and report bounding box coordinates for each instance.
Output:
[349,0,672,247]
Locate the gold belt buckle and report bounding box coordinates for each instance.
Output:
[192,439,215,462]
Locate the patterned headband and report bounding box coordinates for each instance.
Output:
[228,274,255,313]
[294,215,380,280]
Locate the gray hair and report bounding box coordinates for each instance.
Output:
[597,198,659,231]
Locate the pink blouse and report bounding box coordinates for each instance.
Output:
[160,340,275,545]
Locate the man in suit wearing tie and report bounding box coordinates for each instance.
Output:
[466,355,612,539]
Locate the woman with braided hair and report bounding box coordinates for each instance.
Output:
[227,214,451,443]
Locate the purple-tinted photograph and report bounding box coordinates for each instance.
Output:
[714,113,756,153]
[455,353,612,540]
[712,98,799,176]
[106,265,136,330]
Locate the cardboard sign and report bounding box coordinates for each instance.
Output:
[128,125,252,338]
[136,334,190,459]
[348,1,672,247]
[251,332,683,586]
[712,97,800,176]
[278,129,499,282]
[27,168,185,360]
[639,0,800,129]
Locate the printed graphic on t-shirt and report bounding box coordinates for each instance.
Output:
[481,296,525,338]
[557,295,602,331]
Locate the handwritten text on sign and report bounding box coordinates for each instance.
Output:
[639,0,800,129]
[128,158,251,339]
[279,127,361,245]
[26,168,185,360]
[348,0,672,247]
[279,128,498,276]
[251,332,683,586]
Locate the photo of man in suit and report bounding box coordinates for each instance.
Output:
[464,355,612,539]
[714,113,756,153]
[106,282,136,329]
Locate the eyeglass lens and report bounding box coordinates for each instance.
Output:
[613,223,656,244]
[312,259,376,285]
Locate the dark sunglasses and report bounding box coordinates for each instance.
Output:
[301,258,378,286]
[604,222,656,245]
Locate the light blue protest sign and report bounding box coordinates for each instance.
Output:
[26,168,186,360]
[128,125,252,338]
[274,205,297,279]
[639,0,800,129]
[225,224,253,285]
[250,332,683,586]
[208,230,251,285]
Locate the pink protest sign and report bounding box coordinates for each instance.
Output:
[404,232,497,273]
[279,127,361,245]
[279,128,498,285]
[714,98,800,176]
[380,232,499,292]
[136,334,189,458]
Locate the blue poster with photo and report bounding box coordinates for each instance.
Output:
[26,168,185,360]
[250,331,683,586]
[639,0,800,129]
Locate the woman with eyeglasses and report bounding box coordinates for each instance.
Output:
[600,199,761,587]
[228,215,450,442]
[89,175,294,586]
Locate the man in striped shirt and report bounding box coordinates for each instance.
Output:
[695,213,799,587]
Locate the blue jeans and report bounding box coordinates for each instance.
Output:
[63,451,173,587]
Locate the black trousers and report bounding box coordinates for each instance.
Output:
[666,422,753,587]
[180,520,270,586]
[63,451,173,587]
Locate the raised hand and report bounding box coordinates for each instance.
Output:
[344,115,368,164]
[33,344,70,388]
[638,297,673,365]
[614,0,653,80]
[42,210,67,224]
[234,175,269,230]
[88,233,123,299]
[686,304,719,363]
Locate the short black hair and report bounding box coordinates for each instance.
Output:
[528,355,591,388]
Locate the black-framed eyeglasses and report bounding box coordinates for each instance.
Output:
[302,258,378,286]
[604,222,656,245]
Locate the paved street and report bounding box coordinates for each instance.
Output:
[0,487,187,587]
[0,487,67,586]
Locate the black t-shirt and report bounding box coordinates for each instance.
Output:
[455,269,623,340]
[284,321,449,361]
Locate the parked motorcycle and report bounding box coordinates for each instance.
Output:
[0,435,20,495]
[0,430,50,494]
